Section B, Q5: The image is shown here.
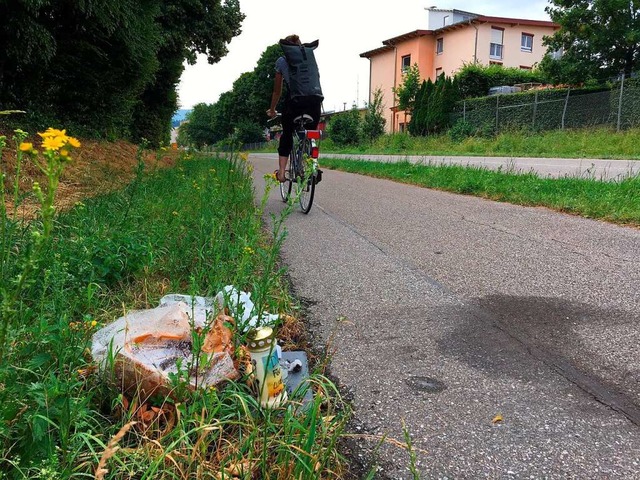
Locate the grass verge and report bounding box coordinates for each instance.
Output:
[0,142,353,479]
[318,127,640,160]
[319,158,640,227]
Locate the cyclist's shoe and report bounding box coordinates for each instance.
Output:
[274,169,286,183]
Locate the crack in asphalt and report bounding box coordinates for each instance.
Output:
[487,312,640,427]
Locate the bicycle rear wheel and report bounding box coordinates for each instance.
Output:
[297,140,315,214]
[279,153,293,202]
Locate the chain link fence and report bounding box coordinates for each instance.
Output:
[451,74,640,134]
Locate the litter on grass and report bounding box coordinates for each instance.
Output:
[91,286,280,399]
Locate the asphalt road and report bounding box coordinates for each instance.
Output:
[256,152,640,181]
[250,153,640,479]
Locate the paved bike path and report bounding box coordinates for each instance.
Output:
[255,152,640,180]
[250,153,640,478]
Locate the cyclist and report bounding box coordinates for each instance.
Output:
[267,34,324,183]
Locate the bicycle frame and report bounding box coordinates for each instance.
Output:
[279,114,321,213]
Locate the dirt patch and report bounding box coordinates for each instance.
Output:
[2,133,179,218]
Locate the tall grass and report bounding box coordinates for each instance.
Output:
[321,127,640,160]
[0,136,352,479]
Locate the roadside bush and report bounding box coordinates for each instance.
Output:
[449,119,477,142]
[327,109,361,146]
[235,119,266,144]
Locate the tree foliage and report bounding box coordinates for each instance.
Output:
[392,64,421,113]
[409,75,461,135]
[361,88,386,141]
[182,103,217,147]
[455,64,544,99]
[544,0,640,80]
[179,43,283,147]
[327,109,361,146]
[0,0,244,145]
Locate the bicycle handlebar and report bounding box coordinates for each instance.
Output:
[267,112,281,123]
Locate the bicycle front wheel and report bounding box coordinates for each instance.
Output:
[279,154,293,202]
[297,141,315,214]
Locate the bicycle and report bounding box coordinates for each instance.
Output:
[275,113,322,214]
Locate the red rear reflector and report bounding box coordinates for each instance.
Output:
[311,146,319,158]
[306,130,321,139]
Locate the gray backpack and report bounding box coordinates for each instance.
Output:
[279,39,324,104]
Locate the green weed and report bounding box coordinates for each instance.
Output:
[0,137,352,478]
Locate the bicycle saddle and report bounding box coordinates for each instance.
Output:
[293,114,314,125]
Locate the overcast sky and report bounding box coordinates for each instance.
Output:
[177,0,552,112]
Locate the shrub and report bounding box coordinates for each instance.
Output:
[327,109,361,146]
[449,120,477,141]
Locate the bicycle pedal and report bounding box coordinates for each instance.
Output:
[315,169,323,184]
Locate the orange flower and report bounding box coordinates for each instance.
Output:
[67,137,81,148]
[19,142,33,152]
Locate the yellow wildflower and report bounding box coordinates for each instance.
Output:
[42,136,65,151]
[91,320,97,327]
[244,246,255,255]
[19,142,33,152]
[67,137,81,148]
[59,149,70,158]
[38,128,68,140]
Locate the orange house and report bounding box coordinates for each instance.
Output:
[360,9,560,133]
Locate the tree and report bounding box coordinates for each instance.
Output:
[409,74,461,135]
[183,103,216,147]
[131,0,244,145]
[0,0,244,145]
[252,44,284,119]
[181,42,282,145]
[234,119,266,144]
[0,0,162,137]
[537,51,600,85]
[361,88,386,141]
[544,1,640,80]
[392,64,421,114]
[230,72,260,125]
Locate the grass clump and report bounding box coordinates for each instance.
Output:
[319,158,640,227]
[0,131,351,479]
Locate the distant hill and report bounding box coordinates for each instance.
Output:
[172,109,191,127]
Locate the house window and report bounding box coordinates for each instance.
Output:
[443,15,449,26]
[521,33,534,52]
[435,67,443,79]
[436,38,444,55]
[399,122,406,133]
[490,27,504,59]
[519,65,532,70]
[401,55,411,72]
